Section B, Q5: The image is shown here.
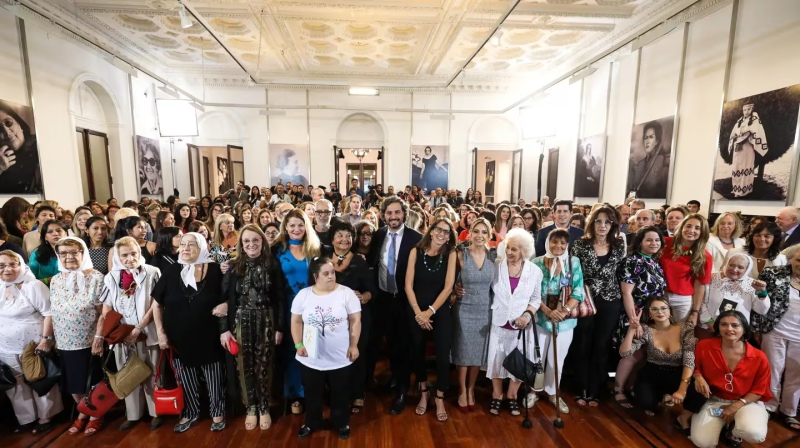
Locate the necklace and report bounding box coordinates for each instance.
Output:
[719,237,734,245]
[508,262,523,278]
[422,250,444,272]
[179,264,207,301]
[334,251,350,266]
[678,246,693,256]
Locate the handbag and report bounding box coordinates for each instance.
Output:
[106,348,152,400]
[153,348,184,415]
[545,247,596,319]
[502,311,544,386]
[27,350,61,396]
[0,361,16,391]
[77,356,119,418]
[21,341,44,382]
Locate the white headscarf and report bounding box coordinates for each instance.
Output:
[56,237,94,293]
[543,230,570,279]
[177,232,213,289]
[721,252,754,283]
[111,243,148,284]
[0,253,36,300]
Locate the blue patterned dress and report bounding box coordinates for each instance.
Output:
[276,245,309,399]
[614,252,666,347]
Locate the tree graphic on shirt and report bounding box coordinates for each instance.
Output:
[307,306,343,336]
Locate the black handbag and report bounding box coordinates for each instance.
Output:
[0,361,15,391]
[502,310,543,385]
[27,350,61,396]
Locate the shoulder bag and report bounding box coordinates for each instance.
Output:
[153,348,184,415]
[106,347,152,400]
[77,355,119,418]
[27,350,62,396]
[502,310,544,387]
[21,341,44,382]
[0,361,16,391]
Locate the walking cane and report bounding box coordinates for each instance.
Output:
[551,322,564,429]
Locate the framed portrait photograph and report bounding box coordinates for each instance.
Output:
[574,134,607,198]
[0,99,42,194]
[411,145,449,194]
[136,135,163,196]
[626,116,675,199]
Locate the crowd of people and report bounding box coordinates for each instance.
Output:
[1,179,799,447]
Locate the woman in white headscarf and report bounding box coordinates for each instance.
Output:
[152,232,227,433]
[0,249,63,434]
[529,229,585,415]
[700,252,770,331]
[49,236,106,436]
[91,237,163,431]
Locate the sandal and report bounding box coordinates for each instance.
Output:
[489,398,502,416]
[351,399,365,414]
[587,397,600,408]
[84,418,103,437]
[291,400,304,414]
[785,416,800,431]
[416,385,429,416]
[507,398,521,416]
[68,417,87,435]
[574,395,589,406]
[259,414,272,431]
[434,392,448,422]
[614,392,633,409]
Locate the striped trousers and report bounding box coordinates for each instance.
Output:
[172,358,226,420]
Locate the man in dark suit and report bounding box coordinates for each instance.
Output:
[535,200,584,256]
[367,197,422,415]
[777,207,800,250]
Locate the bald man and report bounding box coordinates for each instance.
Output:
[777,207,800,249]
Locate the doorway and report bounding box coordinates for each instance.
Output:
[334,147,383,193]
[547,147,560,200]
[75,128,112,202]
[472,149,523,204]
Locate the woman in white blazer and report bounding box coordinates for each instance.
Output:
[485,229,542,417]
[707,212,745,273]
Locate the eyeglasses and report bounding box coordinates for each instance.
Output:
[57,250,82,259]
[264,231,279,238]
[316,211,332,215]
[724,373,734,392]
[142,157,158,167]
[432,227,451,235]
[594,219,613,226]
[0,263,20,270]
[649,306,670,313]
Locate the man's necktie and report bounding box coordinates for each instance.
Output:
[387,233,397,293]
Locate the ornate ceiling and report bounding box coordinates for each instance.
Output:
[18,0,680,90]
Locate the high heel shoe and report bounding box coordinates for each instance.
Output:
[416,384,430,416]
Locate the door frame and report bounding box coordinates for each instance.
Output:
[187,143,199,197]
[547,147,560,200]
[511,148,523,203]
[76,127,112,201]
[202,156,211,197]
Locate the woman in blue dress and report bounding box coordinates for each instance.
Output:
[273,209,320,414]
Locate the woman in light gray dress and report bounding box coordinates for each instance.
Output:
[452,218,496,411]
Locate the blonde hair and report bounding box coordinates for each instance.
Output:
[0,249,21,263]
[213,213,237,245]
[72,209,93,237]
[114,208,139,221]
[711,212,743,240]
[276,209,320,259]
[114,236,140,252]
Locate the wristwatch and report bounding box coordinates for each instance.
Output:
[41,335,54,341]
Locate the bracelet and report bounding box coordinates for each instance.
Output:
[563,305,572,314]
[93,335,104,340]
[739,398,747,406]
[429,305,436,315]
[41,335,54,341]
[294,342,304,349]
[682,378,691,384]
[134,325,143,331]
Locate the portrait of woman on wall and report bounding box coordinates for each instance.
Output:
[136,135,163,196]
[626,117,674,199]
[0,100,43,194]
[411,145,449,193]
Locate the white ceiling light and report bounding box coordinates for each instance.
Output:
[179,2,192,29]
[349,87,379,96]
[259,109,286,116]
[491,30,504,47]
[109,57,138,77]
[158,85,180,98]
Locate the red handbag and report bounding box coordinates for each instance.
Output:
[77,379,119,418]
[153,348,184,415]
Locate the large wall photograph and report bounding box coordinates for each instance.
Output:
[136,135,163,196]
[270,143,310,187]
[712,84,800,202]
[626,116,675,199]
[0,99,43,194]
[574,134,607,198]
[412,145,449,193]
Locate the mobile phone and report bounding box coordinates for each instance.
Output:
[708,407,724,417]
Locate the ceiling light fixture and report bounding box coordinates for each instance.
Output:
[349,87,379,96]
[351,148,370,161]
[491,30,504,47]
[158,85,180,98]
[179,2,193,29]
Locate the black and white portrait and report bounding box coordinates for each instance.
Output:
[713,84,800,201]
[411,145,449,193]
[626,116,675,199]
[574,134,606,198]
[485,160,495,197]
[269,144,309,187]
[136,135,163,196]
[0,99,42,194]
[217,157,230,194]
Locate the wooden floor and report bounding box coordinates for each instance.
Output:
[3,384,799,448]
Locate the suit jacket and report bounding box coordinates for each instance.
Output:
[367,224,423,297]
[780,229,800,250]
[534,224,584,257]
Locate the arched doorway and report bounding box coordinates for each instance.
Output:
[335,113,385,194]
